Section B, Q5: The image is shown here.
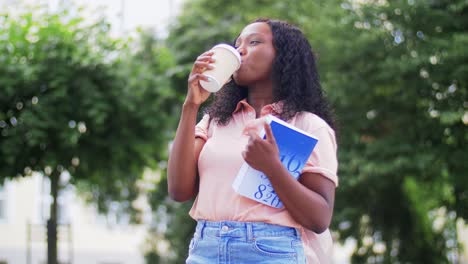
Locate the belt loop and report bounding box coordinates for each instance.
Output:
[199,220,206,239]
[246,222,253,241]
[294,227,301,239]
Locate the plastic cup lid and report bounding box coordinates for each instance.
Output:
[212,44,241,65]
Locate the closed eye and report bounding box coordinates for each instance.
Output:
[250,40,261,45]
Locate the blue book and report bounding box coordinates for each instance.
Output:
[232,114,319,208]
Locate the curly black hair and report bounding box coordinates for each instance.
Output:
[206,18,336,131]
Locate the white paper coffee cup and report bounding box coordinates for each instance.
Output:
[199,44,241,93]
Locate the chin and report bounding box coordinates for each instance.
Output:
[233,79,248,87]
[233,74,249,86]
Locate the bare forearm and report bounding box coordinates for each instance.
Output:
[167,102,200,201]
[265,161,333,233]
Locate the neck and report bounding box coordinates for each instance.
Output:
[247,81,274,117]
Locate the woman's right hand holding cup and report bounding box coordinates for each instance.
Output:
[185,51,215,106]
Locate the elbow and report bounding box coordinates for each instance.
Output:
[303,201,334,233]
[301,215,332,234]
[310,224,329,234]
[303,221,330,234]
[167,170,197,202]
[168,188,194,202]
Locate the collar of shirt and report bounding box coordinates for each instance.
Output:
[233,99,284,117]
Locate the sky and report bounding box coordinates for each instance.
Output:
[1,0,185,37]
[71,0,185,36]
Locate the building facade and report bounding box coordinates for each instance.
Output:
[0,174,148,264]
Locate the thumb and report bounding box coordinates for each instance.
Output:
[264,123,276,144]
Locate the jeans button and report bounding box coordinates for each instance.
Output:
[221,225,229,232]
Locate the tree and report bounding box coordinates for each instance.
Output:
[148,1,343,262]
[148,0,467,263]
[326,0,467,263]
[0,5,177,264]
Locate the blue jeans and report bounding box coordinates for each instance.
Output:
[186,220,306,264]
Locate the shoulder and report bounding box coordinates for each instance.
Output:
[195,114,213,140]
[294,111,334,135]
[197,114,211,127]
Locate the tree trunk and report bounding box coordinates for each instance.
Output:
[47,170,59,264]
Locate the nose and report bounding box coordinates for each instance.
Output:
[237,46,246,56]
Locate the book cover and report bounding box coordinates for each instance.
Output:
[232,114,319,208]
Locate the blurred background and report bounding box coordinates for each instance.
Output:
[0,0,466,263]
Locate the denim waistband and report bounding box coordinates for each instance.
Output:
[195,220,301,241]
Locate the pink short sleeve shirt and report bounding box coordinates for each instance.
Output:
[190,99,338,263]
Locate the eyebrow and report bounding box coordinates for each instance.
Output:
[235,33,263,44]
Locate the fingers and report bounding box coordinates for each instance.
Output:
[192,51,215,73]
[193,61,214,72]
[247,130,259,143]
[197,53,215,62]
[243,131,257,162]
[188,73,209,84]
[242,118,266,135]
[243,126,277,166]
[264,123,276,144]
[198,50,214,59]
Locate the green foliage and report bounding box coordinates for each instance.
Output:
[4,0,463,263]
[149,0,467,263]
[145,170,195,263]
[0,5,179,262]
[148,1,336,262]
[165,0,335,101]
[330,0,467,263]
[0,3,178,213]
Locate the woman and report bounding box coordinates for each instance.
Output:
[168,18,338,264]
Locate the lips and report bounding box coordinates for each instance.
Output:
[237,60,247,71]
[234,61,248,81]
[235,65,244,75]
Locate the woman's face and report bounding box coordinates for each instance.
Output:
[233,22,276,87]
